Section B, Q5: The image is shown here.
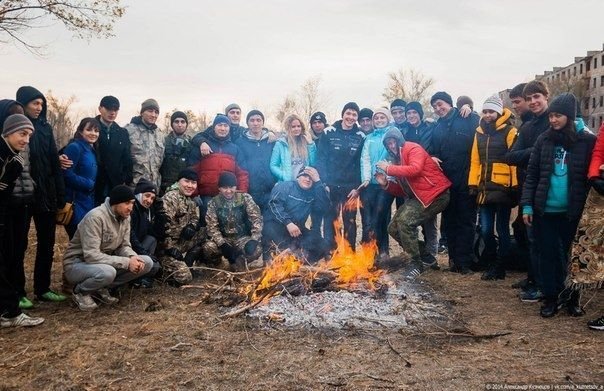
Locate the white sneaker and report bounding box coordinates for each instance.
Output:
[72,292,98,311]
[0,313,45,328]
[92,288,119,305]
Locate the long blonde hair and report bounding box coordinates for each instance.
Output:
[283,114,310,161]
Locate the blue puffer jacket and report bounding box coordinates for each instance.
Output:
[270,137,317,182]
[264,180,330,226]
[62,138,98,226]
[360,125,398,184]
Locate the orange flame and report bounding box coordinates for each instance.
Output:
[247,250,303,301]
[343,196,362,212]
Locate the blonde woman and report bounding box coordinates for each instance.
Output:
[270,114,317,181]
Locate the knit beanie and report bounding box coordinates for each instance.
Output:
[430,91,453,107]
[341,102,360,117]
[134,178,157,195]
[2,114,34,136]
[405,101,424,120]
[178,168,198,182]
[225,103,241,114]
[548,93,577,121]
[310,111,327,125]
[109,185,135,206]
[390,99,407,111]
[141,98,159,113]
[170,111,188,125]
[218,171,237,188]
[246,109,265,123]
[213,114,231,127]
[100,96,120,110]
[359,108,374,120]
[482,94,503,115]
[456,95,474,110]
[372,107,393,123]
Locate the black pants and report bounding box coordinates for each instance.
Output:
[3,205,31,297]
[360,184,393,255]
[32,211,58,296]
[324,185,357,250]
[262,220,330,263]
[0,211,21,318]
[442,189,477,269]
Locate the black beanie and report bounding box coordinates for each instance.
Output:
[109,185,135,206]
[218,171,237,188]
[390,99,407,110]
[134,178,157,195]
[359,108,374,120]
[171,111,188,125]
[548,93,577,121]
[178,168,198,182]
[405,101,424,120]
[310,111,327,125]
[430,91,453,107]
[246,109,265,123]
[341,102,360,117]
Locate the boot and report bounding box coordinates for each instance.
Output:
[481,256,505,280]
[540,299,559,318]
[566,290,585,317]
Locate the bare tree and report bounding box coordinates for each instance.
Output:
[274,95,299,126]
[382,68,435,110]
[545,75,591,116]
[0,0,126,54]
[297,76,324,123]
[163,109,210,136]
[46,90,77,149]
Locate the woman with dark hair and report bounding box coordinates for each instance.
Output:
[62,117,99,238]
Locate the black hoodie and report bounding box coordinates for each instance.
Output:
[16,86,65,212]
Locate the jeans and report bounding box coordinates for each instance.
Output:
[324,185,357,250]
[478,204,511,259]
[64,255,154,293]
[360,184,394,255]
[442,189,477,268]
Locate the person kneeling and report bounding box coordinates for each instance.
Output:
[205,172,263,271]
[376,129,451,281]
[63,185,154,311]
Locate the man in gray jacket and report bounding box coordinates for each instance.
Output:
[63,185,154,311]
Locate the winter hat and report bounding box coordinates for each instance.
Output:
[109,185,135,206]
[246,109,265,123]
[100,96,120,110]
[134,178,157,195]
[390,99,407,111]
[372,107,393,123]
[310,111,327,125]
[405,101,424,120]
[178,168,198,182]
[341,102,360,117]
[359,108,374,120]
[170,111,188,125]
[212,114,231,127]
[218,171,237,188]
[141,98,159,113]
[430,91,453,107]
[224,103,241,114]
[456,95,474,110]
[482,94,503,115]
[548,93,577,121]
[2,114,34,136]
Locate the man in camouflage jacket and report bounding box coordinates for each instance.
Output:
[159,111,192,195]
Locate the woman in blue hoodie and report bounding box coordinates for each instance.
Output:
[62,118,99,238]
[521,93,596,318]
[270,113,316,182]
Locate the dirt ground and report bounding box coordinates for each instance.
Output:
[1,228,603,391]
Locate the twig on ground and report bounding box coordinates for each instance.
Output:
[386,337,412,367]
[189,265,259,276]
[365,373,395,383]
[220,285,280,318]
[169,342,192,351]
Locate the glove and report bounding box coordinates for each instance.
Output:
[243,240,259,258]
[590,178,604,196]
[179,224,198,241]
[165,247,184,261]
[219,243,238,262]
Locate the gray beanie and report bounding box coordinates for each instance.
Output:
[3,114,34,136]
[482,94,503,115]
[141,98,159,113]
[225,103,241,114]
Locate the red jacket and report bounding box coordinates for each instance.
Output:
[384,141,451,207]
[587,123,604,179]
[193,153,249,197]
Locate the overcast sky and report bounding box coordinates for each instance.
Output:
[1,0,603,127]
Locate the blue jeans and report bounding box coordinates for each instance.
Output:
[479,204,511,258]
[360,184,394,255]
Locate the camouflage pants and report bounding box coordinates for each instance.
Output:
[159,256,192,285]
[203,236,261,264]
[388,191,450,259]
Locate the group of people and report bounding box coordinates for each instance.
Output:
[0,81,602,332]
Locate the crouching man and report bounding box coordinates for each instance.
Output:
[376,129,451,281]
[63,185,154,311]
[205,172,263,271]
[262,166,330,263]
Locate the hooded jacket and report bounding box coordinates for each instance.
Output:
[382,129,451,208]
[468,108,518,205]
[235,129,276,206]
[95,116,133,204]
[360,125,397,184]
[160,131,192,192]
[16,86,66,212]
[62,138,98,226]
[316,120,364,187]
[264,180,330,227]
[125,116,166,189]
[270,137,317,182]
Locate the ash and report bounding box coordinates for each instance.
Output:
[245,274,448,330]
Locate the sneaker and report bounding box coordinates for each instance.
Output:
[421,254,440,270]
[92,288,119,305]
[0,313,45,328]
[519,287,544,303]
[404,261,425,282]
[72,292,98,311]
[38,290,67,302]
[587,316,604,331]
[437,243,448,254]
[18,297,34,309]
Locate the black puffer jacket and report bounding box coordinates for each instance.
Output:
[404,121,434,155]
[315,120,365,187]
[16,86,65,212]
[95,116,133,204]
[520,128,596,220]
[505,110,546,185]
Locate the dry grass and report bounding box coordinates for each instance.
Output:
[0,227,602,390]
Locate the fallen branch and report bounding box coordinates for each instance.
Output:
[220,285,279,318]
[189,265,260,276]
[366,374,395,383]
[169,342,192,351]
[386,337,412,368]
[415,331,512,340]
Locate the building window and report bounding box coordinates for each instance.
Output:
[601,75,604,87]
[580,63,583,74]
[593,97,597,108]
[573,66,577,76]
[600,96,603,107]
[595,57,598,68]
[585,99,589,110]
[587,61,591,71]
[594,78,597,88]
